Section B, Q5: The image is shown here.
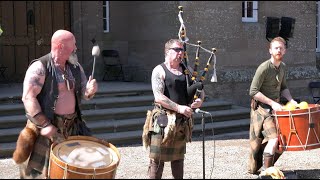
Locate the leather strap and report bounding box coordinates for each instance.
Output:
[26,112,51,128]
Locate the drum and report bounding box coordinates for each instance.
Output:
[48,136,120,179]
[274,104,320,151]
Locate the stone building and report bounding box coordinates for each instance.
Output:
[0,1,319,107]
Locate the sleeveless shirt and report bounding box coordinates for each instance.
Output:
[161,63,188,105]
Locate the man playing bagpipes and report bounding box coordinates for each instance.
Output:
[142,6,218,178]
[143,38,205,179]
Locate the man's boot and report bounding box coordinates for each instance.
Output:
[262,153,274,170]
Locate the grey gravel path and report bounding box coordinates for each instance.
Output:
[1,131,320,179]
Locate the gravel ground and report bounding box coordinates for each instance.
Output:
[1,131,320,179]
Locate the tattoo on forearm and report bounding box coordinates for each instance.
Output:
[164,99,177,110]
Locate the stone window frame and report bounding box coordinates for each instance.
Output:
[103,1,110,33]
[242,1,258,23]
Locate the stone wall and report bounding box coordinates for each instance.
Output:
[71,1,319,106]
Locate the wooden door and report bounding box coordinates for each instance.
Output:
[0,1,70,82]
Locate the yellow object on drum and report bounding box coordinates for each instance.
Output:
[297,101,309,109]
[49,136,120,179]
[283,102,296,111]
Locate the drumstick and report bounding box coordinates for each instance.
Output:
[91,45,100,78]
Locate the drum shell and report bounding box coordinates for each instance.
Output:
[49,136,120,179]
[274,104,320,151]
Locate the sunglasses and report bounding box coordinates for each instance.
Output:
[170,47,184,52]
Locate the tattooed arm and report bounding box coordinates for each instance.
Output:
[22,61,45,117]
[22,61,57,138]
[151,65,193,117]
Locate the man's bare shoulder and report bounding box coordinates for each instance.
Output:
[24,60,46,85]
[27,61,45,72]
[153,64,163,71]
[151,64,165,82]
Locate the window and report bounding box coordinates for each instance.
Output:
[242,1,258,22]
[103,1,110,32]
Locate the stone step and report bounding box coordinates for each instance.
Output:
[0,106,248,131]
[0,82,153,105]
[0,118,250,158]
[0,99,237,129]
[96,118,250,145]
[81,95,154,110]
[0,103,24,116]
[0,96,234,116]
[0,95,155,116]
[0,107,250,143]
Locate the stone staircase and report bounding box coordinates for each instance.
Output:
[0,82,250,158]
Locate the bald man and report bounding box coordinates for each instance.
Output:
[14,29,98,178]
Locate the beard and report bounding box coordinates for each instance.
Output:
[273,54,283,62]
[175,56,182,62]
[68,52,80,66]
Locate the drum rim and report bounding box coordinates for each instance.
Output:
[273,104,320,116]
[50,136,120,171]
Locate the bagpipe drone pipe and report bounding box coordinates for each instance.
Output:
[177,6,218,104]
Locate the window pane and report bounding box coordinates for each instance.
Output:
[103,1,109,32]
[247,1,253,17]
[242,1,245,17]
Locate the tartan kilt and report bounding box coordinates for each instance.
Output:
[248,106,281,174]
[149,120,187,162]
[19,113,90,179]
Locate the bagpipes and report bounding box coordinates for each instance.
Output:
[177,6,217,104]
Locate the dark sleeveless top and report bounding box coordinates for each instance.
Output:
[161,63,188,105]
[28,53,82,122]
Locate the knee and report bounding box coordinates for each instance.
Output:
[264,138,278,154]
[268,138,278,147]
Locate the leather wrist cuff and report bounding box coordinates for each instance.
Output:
[26,112,51,128]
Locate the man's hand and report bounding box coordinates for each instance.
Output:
[289,99,298,106]
[271,101,283,111]
[40,124,57,138]
[190,98,203,109]
[51,132,66,143]
[177,105,193,118]
[85,75,98,98]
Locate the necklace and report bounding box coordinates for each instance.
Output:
[58,65,71,91]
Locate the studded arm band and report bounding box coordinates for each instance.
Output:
[26,112,51,128]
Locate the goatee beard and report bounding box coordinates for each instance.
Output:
[68,52,80,66]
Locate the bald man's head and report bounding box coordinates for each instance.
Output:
[50,30,77,64]
[51,30,74,49]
